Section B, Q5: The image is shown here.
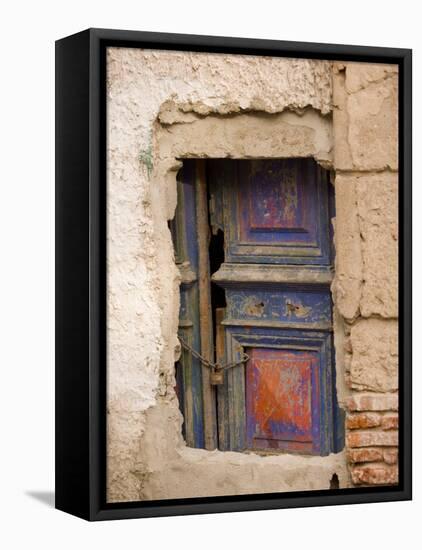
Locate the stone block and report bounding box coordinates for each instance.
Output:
[333,174,362,320]
[333,62,398,171]
[334,173,398,320]
[356,173,398,318]
[350,319,398,392]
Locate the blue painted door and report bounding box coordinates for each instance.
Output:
[173,158,344,456]
[171,162,205,448]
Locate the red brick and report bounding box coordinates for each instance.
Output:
[381,414,399,430]
[351,465,398,485]
[346,412,381,430]
[383,448,399,465]
[345,393,398,412]
[346,430,398,448]
[347,448,383,464]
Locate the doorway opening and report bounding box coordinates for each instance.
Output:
[172,158,344,456]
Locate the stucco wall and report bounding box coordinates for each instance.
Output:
[106,48,398,502]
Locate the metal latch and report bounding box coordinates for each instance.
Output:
[210,366,224,385]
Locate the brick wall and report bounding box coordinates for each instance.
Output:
[332,62,399,486]
[345,395,398,485]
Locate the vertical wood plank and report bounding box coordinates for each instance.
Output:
[215,308,227,449]
[228,339,246,451]
[215,309,225,368]
[172,163,205,449]
[196,160,217,449]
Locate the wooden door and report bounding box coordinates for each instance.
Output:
[173,158,344,455]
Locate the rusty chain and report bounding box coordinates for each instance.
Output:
[178,334,249,372]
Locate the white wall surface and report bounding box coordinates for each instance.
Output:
[0,1,419,549]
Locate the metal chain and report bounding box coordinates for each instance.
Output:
[178,334,249,371]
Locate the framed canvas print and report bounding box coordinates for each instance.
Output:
[55,28,412,521]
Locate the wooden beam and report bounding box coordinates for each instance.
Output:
[195,160,217,450]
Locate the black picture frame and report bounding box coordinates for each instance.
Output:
[55,28,412,521]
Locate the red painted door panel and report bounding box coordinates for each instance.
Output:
[246,347,320,453]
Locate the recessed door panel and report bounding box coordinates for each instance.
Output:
[222,158,332,264]
[241,159,316,240]
[225,287,332,329]
[246,347,320,453]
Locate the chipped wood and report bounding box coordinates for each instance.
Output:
[195,160,217,449]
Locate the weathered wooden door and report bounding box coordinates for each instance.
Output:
[172,158,344,455]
